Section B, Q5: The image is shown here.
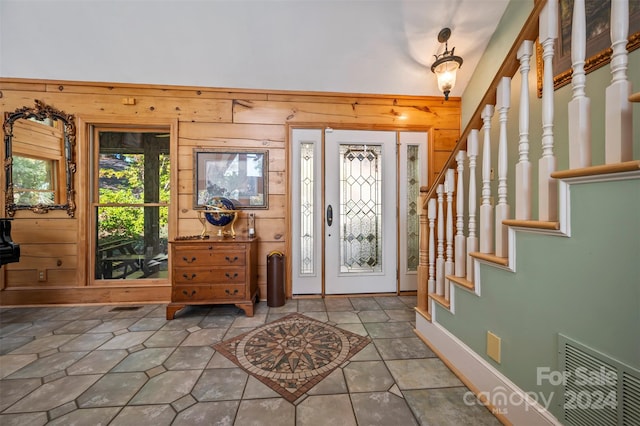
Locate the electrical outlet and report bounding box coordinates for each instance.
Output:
[38,270,47,282]
[487,331,501,363]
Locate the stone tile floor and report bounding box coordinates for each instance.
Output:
[0,296,501,425]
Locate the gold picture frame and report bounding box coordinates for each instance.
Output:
[536,0,640,97]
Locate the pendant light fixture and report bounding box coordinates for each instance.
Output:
[431,28,463,100]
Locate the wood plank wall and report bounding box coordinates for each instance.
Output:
[0,78,460,306]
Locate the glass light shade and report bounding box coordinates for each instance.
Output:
[433,60,460,98]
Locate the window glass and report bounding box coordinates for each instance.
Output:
[94,131,170,280]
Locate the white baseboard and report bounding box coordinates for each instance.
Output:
[415,314,561,426]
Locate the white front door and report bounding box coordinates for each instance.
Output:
[291,128,427,296]
[324,129,397,294]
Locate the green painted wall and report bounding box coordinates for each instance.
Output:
[439,0,640,420]
[461,0,534,125]
[436,179,640,418]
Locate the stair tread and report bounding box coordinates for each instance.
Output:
[630,92,640,102]
[429,293,451,309]
[502,219,559,230]
[551,160,640,179]
[446,275,475,290]
[469,251,509,266]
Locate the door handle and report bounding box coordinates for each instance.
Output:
[327,205,333,226]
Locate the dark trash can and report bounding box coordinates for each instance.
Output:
[267,251,285,307]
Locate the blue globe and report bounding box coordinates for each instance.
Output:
[204,197,236,227]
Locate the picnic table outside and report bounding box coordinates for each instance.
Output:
[97,237,167,279]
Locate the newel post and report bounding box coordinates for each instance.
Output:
[417,188,429,314]
[427,198,437,304]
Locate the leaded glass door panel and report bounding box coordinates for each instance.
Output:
[291,129,323,294]
[324,130,397,294]
[398,132,428,291]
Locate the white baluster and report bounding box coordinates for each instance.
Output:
[428,198,436,299]
[495,77,511,258]
[516,40,533,220]
[466,130,479,282]
[445,169,455,301]
[455,151,466,278]
[606,0,633,163]
[480,105,495,253]
[436,184,445,296]
[539,0,558,221]
[568,0,591,169]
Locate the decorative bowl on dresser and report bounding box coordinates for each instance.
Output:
[166,237,259,319]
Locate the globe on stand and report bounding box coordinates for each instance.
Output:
[198,197,239,238]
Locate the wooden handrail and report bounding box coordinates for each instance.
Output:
[423,0,548,205]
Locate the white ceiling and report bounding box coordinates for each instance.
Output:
[0,0,511,97]
[398,0,512,96]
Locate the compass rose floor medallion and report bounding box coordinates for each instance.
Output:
[213,312,371,402]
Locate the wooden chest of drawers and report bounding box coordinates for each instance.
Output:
[166,238,258,319]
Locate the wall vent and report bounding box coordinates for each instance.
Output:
[109,306,141,312]
[559,334,640,426]
[622,372,640,425]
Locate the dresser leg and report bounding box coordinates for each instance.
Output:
[166,304,185,320]
[236,302,254,317]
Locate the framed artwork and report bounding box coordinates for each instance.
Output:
[194,149,268,209]
[536,0,640,96]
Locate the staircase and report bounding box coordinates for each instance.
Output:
[414,0,640,424]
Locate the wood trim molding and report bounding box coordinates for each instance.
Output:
[0,286,171,306]
[551,160,640,180]
[0,76,449,104]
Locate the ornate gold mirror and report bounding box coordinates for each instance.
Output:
[3,99,76,217]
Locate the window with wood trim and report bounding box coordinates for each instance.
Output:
[92,128,170,281]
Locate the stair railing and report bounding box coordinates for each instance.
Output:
[417,0,637,319]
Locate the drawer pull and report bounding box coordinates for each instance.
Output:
[225,288,239,296]
[225,256,239,263]
[182,256,197,264]
[182,289,196,297]
[182,273,196,280]
[225,272,239,280]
